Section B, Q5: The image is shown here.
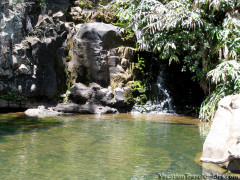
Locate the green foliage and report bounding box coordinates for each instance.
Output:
[133,55,146,81]
[124,88,134,104]
[0,91,27,102]
[125,55,147,105]
[78,0,93,9]
[125,81,147,105]
[110,71,131,90]
[199,60,240,121]
[113,0,240,120]
[99,0,111,6]
[40,0,46,8]
[131,81,147,105]
[65,68,75,92]
[121,28,137,46]
[72,1,118,24]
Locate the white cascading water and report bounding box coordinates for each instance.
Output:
[131,66,176,114]
[151,70,175,113]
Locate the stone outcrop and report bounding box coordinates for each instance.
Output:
[0,0,69,99]
[54,103,117,114]
[60,22,136,113]
[68,82,130,108]
[0,0,136,114]
[66,22,135,87]
[201,94,240,173]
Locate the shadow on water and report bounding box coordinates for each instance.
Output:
[151,122,196,126]
[0,113,63,141]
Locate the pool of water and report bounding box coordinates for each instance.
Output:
[0,113,205,179]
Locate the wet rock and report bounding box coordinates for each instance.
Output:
[0,68,5,77]
[100,87,115,105]
[55,103,118,114]
[112,87,131,107]
[70,83,94,103]
[53,11,65,21]
[115,87,125,102]
[89,82,101,91]
[95,88,108,101]
[16,64,31,75]
[110,65,125,77]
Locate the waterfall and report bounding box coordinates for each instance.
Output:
[131,65,176,114]
[151,69,175,113]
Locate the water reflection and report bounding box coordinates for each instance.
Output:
[0,113,204,179]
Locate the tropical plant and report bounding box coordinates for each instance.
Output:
[40,0,46,8]
[78,0,93,9]
[113,0,240,121]
[0,91,27,102]
[199,60,240,121]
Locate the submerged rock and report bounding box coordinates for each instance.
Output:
[201,94,240,173]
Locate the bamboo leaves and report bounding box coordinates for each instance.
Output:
[114,0,204,54]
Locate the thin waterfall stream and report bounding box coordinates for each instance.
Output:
[132,65,176,114]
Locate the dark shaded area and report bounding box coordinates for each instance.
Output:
[151,122,195,126]
[135,51,205,115]
[0,114,62,140]
[164,61,205,113]
[227,160,240,174]
[0,107,27,113]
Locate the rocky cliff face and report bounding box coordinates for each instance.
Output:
[0,0,69,98]
[0,0,27,92]
[0,0,136,113]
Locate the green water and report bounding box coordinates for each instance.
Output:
[0,113,205,180]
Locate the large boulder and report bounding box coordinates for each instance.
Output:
[67,22,124,87]
[66,22,135,88]
[201,94,240,173]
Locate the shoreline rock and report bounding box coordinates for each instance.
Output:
[201,94,240,173]
[25,106,62,117]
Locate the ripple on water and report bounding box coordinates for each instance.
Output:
[0,113,204,179]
